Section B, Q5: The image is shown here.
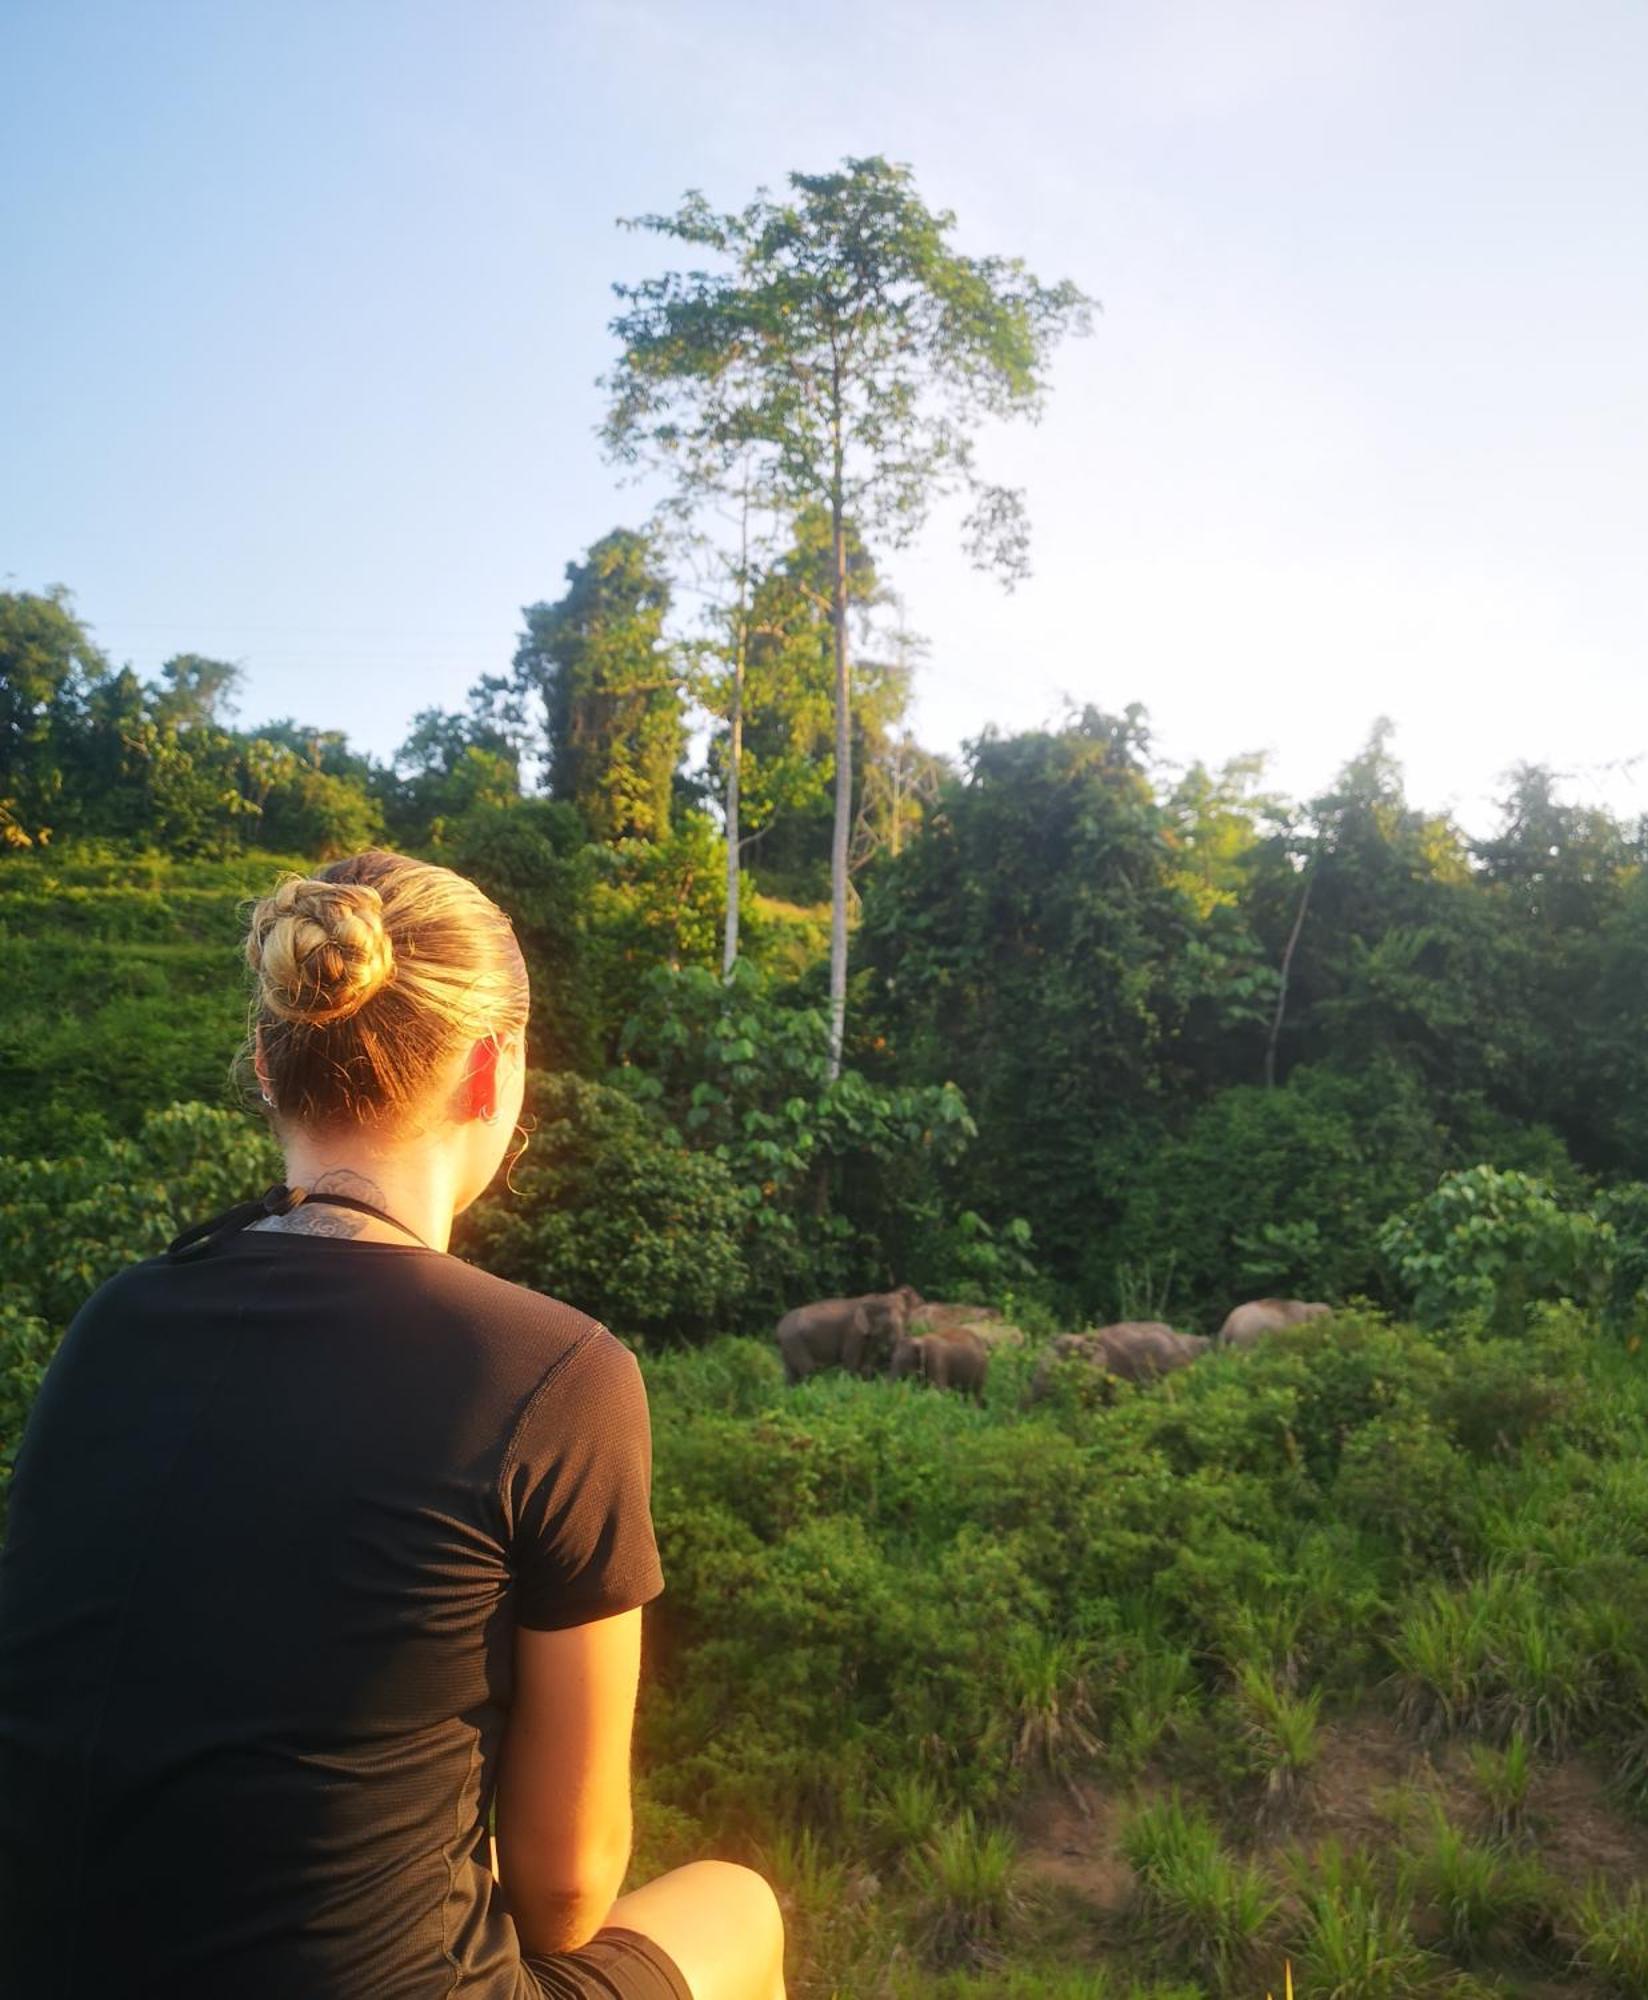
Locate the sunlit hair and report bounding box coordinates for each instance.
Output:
[241,849,528,1130]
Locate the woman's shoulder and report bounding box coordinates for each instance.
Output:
[331,1243,624,1385]
[77,1233,621,1387]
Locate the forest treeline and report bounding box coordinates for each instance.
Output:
[5,563,1647,1336]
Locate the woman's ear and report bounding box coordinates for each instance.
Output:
[462,1036,503,1122]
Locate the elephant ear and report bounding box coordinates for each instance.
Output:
[843,1301,873,1370]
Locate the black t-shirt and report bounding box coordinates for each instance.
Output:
[0,1228,665,1999]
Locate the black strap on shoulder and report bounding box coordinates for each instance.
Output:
[166,1183,308,1261]
[166,1183,430,1260]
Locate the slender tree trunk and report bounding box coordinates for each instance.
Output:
[722,642,744,977]
[722,488,750,979]
[827,489,851,1081]
[1264,862,1315,1088]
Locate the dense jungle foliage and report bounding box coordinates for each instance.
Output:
[7,570,1648,1996]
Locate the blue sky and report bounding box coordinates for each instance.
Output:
[4,0,1644,831]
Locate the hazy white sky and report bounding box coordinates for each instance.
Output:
[4,0,1644,832]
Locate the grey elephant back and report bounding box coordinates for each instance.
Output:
[1218,1298,1332,1348]
[1093,1320,1203,1381]
[1029,1321,1204,1398]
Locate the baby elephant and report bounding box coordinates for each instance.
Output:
[1030,1322,1209,1401]
[1217,1298,1332,1350]
[890,1326,990,1400]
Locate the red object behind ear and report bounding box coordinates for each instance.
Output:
[465,1036,502,1120]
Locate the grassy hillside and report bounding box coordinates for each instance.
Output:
[0,848,307,1153]
[635,1319,1648,1998]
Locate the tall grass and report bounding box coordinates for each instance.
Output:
[1571,1879,1648,1994]
[1388,1567,1602,1749]
[993,1630,1101,1776]
[905,1812,1023,1965]
[1233,1663,1322,1823]
[1109,1645,1197,1774]
[1466,1733,1534,1843]
[866,1774,947,1866]
[1272,1842,1433,2000]
[1403,1799,1552,1966]
[1121,1793,1279,1989]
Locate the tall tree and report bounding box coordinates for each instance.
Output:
[385,674,527,845]
[603,154,1093,1076]
[150,654,244,731]
[0,588,109,847]
[514,531,684,844]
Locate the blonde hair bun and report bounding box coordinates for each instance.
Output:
[246,875,396,1027]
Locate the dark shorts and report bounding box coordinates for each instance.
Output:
[523,1925,692,2000]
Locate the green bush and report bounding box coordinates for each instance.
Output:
[1332,1413,1477,1562]
[455,1070,749,1339]
[905,1812,1023,1966]
[1102,1061,1448,1326]
[616,959,987,1313]
[1379,1165,1614,1334]
[0,847,304,1151]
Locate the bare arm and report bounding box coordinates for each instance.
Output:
[494,1607,642,1958]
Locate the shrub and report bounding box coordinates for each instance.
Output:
[1379,1165,1614,1334]
[865,1774,947,1868]
[1107,1646,1198,1776]
[1387,1569,1602,1751]
[1594,1181,1648,1337]
[455,1070,748,1338]
[1288,1883,1433,2000]
[1333,1413,1477,1562]
[1275,1845,1436,2000]
[988,1631,1101,1777]
[1099,1060,1448,1324]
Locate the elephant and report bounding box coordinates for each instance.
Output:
[1217,1298,1332,1350]
[889,1325,990,1399]
[775,1286,924,1385]
[1029,1322,1210,1400]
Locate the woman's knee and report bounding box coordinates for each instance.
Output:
[709,1862,784,1963]
[677,1860,784,1977]
[609,1858,785,1999]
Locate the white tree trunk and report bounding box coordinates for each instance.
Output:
[827,500,851,1081]
[723,637,744,977]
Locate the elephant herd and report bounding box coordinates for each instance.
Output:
[773,1290,1333,1402]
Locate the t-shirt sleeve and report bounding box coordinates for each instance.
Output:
[499,1327,665,1631]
